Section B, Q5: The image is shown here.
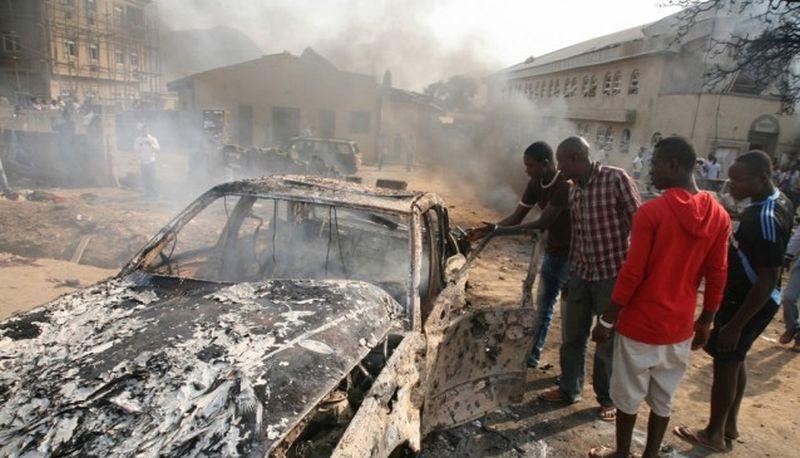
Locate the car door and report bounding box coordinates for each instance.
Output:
[420,232,541,434]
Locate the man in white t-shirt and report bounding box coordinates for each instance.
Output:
[134,125,160,198]
[705,153,722,180]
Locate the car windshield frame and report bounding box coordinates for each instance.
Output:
[123,188,423,320]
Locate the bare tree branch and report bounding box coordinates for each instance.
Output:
[665,0,799,112]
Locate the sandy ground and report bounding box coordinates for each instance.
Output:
[1,162,798,457]
[0,253,116,320]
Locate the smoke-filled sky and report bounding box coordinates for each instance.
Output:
[158,0,681,91]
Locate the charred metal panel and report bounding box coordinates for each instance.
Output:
[419,236,539,434]
[0,276,402,456]
[331,333,426,457]
[421,308,536,433]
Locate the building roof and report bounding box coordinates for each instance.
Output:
[493,7,714,79]
[166,47,374,89]
[503,25,648,75]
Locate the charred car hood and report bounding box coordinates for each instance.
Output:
[0,275,403,457]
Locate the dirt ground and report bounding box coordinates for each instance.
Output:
[1,161,798,457]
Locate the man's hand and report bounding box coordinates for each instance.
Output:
[716,324,742,353]
[691,320,712,350]
[465,222,494,242]
[591,322,612,344]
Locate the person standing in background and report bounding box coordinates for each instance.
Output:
[135,124,160,199]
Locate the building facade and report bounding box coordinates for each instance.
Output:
[487,6,800,173]
[0,0,160,109]
[168,49,442,162]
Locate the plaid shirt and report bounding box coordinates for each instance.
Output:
[569,163,641,280]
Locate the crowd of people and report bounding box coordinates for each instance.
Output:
[468,135,796,457]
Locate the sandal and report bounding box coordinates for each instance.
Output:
[599,405,616,422]
[672,426,726,452]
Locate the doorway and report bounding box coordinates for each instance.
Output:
[237,105,253,146]
[319,110,335,138]
[273,106,300,143]
[748,115,779,157]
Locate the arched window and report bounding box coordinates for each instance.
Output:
[588,74,597,97]
[604,127,614,151]
[553,79,561,97]
[628,69,640,94]
[547,80,553,97]
[602,72,613,95]
[620,129,631,153]
[571,77,578,97]
[612,71,622,95]
[582,75,590,97]
[534,81,540,97]
[525,81,533,99]
[596,126,606,150]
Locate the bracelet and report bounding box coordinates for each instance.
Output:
[598,316,615,329]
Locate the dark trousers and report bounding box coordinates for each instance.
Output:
[558,276,616,405]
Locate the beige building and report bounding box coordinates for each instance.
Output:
[169,49,441,162]
[0,0,160,108]
[487,6,800,173]
[169,49,378,156]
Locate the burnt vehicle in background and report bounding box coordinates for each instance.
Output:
[222,137,362,179]
[0,175,537,457]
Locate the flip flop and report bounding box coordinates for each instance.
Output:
[539,387,573,404]
[599,405,616,422]
[673,426,726,452]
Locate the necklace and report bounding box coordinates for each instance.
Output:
[540,170,561,189]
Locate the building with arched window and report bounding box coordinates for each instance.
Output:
[486,4,799,172]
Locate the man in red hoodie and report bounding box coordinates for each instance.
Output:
[588,136,731,458]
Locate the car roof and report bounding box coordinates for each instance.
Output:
[211,175,436,215]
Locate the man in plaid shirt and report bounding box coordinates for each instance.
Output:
[540,136,641,421]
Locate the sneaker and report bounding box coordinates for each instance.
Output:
[780,329,799,345]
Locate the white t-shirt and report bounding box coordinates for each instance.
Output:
[135,134,160,165]
[705,162,721,179]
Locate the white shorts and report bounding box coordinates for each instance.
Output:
[610,334,692,417]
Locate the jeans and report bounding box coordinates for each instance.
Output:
[558,276,616,406]
[528,252,570,367]
[781,260,800,343]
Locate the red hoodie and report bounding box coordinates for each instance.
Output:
[613,188,731,345]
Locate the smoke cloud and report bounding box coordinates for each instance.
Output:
[157,0,501,91]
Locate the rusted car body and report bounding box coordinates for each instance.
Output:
[222,138,361,179]
[0,176,536,457]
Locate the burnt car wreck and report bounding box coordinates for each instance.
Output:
[222,137,362,179]
[0,175,537,457]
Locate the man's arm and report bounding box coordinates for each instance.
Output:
[592,208,654,343]
[494,202,564,235]
[694,217,730,349]
[493,181,569,235]
[716,265,779,352]
[616,170,642,222]
[498,204,533,227]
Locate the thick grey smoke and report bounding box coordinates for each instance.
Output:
[157,0,501,90]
